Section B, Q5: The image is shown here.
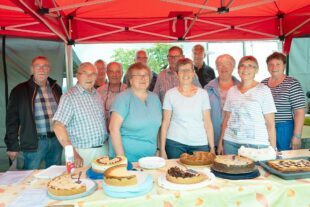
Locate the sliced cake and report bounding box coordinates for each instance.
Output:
[166,166,206,184]
[47,174,86,196]
[104,164,137,186]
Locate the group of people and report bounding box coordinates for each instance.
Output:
[4,44,306,170]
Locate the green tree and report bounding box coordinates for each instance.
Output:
[111,43,174,74]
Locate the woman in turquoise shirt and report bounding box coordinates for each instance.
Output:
[109,62,162,162]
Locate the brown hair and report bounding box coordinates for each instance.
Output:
[238,56,259,69]
[125,62,152,87]
[266,52,287,64]
[168,46,183,55]
[176,58,194,72]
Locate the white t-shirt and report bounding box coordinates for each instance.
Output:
[163,87,211,146]
[223,83,277,145]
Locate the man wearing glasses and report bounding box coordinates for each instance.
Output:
[154,46,201,103]
[53,62,108,168]
[5,56,63,170]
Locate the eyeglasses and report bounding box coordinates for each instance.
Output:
[78,71,97,77]
[33,64,50,70]
[167,55,181,59]
[131,74,149,79]
[239,64,257,69]
[178,69,193,74]
[107,70,122,75]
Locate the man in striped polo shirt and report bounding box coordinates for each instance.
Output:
[53,62,108,168]
[5,56,63,170]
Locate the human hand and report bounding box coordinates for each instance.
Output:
[291,137,301,150]
[217,143,224,155]
[74,151,84,168]
[210,147,216,154]
[160,150,168,160]
[7,151,19,161]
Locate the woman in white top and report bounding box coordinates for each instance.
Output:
[160,58,215,159]
[217,56,277,155]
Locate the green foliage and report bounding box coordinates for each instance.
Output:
[111,43,172,74]
[304,116,310,126]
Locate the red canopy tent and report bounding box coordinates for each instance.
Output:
[0,0,309,85]
[1,0,309,47]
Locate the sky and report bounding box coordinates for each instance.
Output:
[73,40,281,81]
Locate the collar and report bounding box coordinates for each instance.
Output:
[76,83,96,95]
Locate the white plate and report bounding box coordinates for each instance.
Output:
[35,165,66,179]
[158,169,215,191]
[48,179,97,200]
[138,157,166,169]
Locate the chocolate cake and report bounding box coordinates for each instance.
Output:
[166,166,206,184]
[212,155,255,174]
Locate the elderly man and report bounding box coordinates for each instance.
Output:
[134,50,158,91]
[154,46,201,102]
[205,54,239,151]
[4,56,63,169]
[53,62,108,167]
[97,62,127,128]
[94,59,107,88]
[192,44,215,87]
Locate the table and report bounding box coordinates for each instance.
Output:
[0,150,309,207]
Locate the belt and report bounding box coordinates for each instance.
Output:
[38,132,56,139]
[91,145,103,148]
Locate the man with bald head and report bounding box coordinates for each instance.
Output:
[192,44,215,87]
[97,62,127,128]
[154,46,201,103]
[53,62,108,167]
[205,54,239,150]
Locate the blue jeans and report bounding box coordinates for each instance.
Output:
[276,120,294,151]
[165,139,210,159]
[18,135,63,170]
[223,140,269,155]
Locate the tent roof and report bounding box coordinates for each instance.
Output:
[1,0,309,52]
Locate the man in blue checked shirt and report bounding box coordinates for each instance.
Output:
[5,56,63,170]
[53,62,108,168]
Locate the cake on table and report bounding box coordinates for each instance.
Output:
[238,146,277,161]
[180,151,216,166]
[104,164,137,186]
[212,155,255,174]
[267,159,310,173]
[92,155,127,173]
[166,166,206,184]
[47,174,86,196]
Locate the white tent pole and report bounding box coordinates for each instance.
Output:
[160,0,217,11]
[0,4,24,12]
[229,0,275,11]
[52,0,70,39]
[6,22,40,29]
[285,17,310,37]
[76,29,125,42]
[186,28,229,39]
[19,0,67,43]
[5,28,56,36]
[129,28,178,40]
[235,27,277,38]
[75,17,124,29]
[65,44,73,91]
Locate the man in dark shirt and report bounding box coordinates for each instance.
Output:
[192,44,215,87]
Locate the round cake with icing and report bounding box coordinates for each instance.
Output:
[92,155,127,173]
[166,166,206,184]
[180,151,216,166]
[212,155,255,174]
[47,174,86,196]
[104,164,137,186]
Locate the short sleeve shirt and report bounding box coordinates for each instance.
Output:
[163,87,211,146]
[109,89,162,162]
[223,83,276,145]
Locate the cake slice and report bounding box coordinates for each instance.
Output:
[47,174,86,196]
[104,164,137,186]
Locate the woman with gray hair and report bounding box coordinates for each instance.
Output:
[217,56,277,155]
[109,62,162,162]
[160,58,215,159]
[205,54,239,153]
